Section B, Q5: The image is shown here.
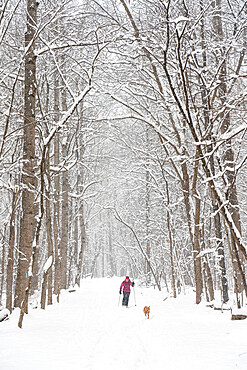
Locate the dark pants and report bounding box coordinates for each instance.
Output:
[122,291,130,306]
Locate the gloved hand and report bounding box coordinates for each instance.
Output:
[132,281,135,287]
[119,289,122,294]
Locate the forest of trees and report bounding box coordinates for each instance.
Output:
[0,0,247,327]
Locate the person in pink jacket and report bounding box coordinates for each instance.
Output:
[119,276,135,307]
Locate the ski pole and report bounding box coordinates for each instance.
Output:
[118,293,121,306]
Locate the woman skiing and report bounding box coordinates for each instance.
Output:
[119,276,135,307]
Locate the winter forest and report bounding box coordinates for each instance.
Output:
[0,0,247,330]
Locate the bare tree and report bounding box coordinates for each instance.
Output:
[14,0,38,309]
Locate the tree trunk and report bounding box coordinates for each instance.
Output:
[60,84,69,290]
[75,114,86,286]
[145,128,151,284]
[41,269,48,310]
[213,204,229,302]
[53,70,61,299]
[6,191,17,313]
[45,148,53,306]
[72,197,79,286]
[165,181,176,298]
[192,147,203,304]
[0,232,5,305]
[60,151,68,289]
[14,0,37,308]
[212,0,247,299]
[76,200,86,285]
[200,221,214,302]
[199,0,228,303]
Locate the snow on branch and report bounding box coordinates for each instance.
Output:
[0,309,10,322]
[197,248,216,258]
[170,16,190,24]
[35,41,104,56]
[43,256,53,274]
[196,123,247,147]
[43,85,91,147]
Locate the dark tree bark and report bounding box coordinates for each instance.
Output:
[14,0,38,309]
[165,181,176,298]
[6,191,17,313]
[212,0,247,299]
[53,73,61,299]
[199,0,228,303]
[60,85,69,290]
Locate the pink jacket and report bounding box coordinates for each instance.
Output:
[120,279,133,292]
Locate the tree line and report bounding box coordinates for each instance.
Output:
[0,0,247,327]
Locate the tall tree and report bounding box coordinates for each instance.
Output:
[14,0,38,308]
[212,0,247,302]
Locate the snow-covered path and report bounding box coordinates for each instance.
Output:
[1,277,247,370]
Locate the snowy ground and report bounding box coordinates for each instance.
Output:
[1,277,247,370]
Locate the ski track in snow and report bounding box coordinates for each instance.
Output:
[0,277,247,370]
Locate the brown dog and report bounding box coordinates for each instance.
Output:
[143,306,150,319]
